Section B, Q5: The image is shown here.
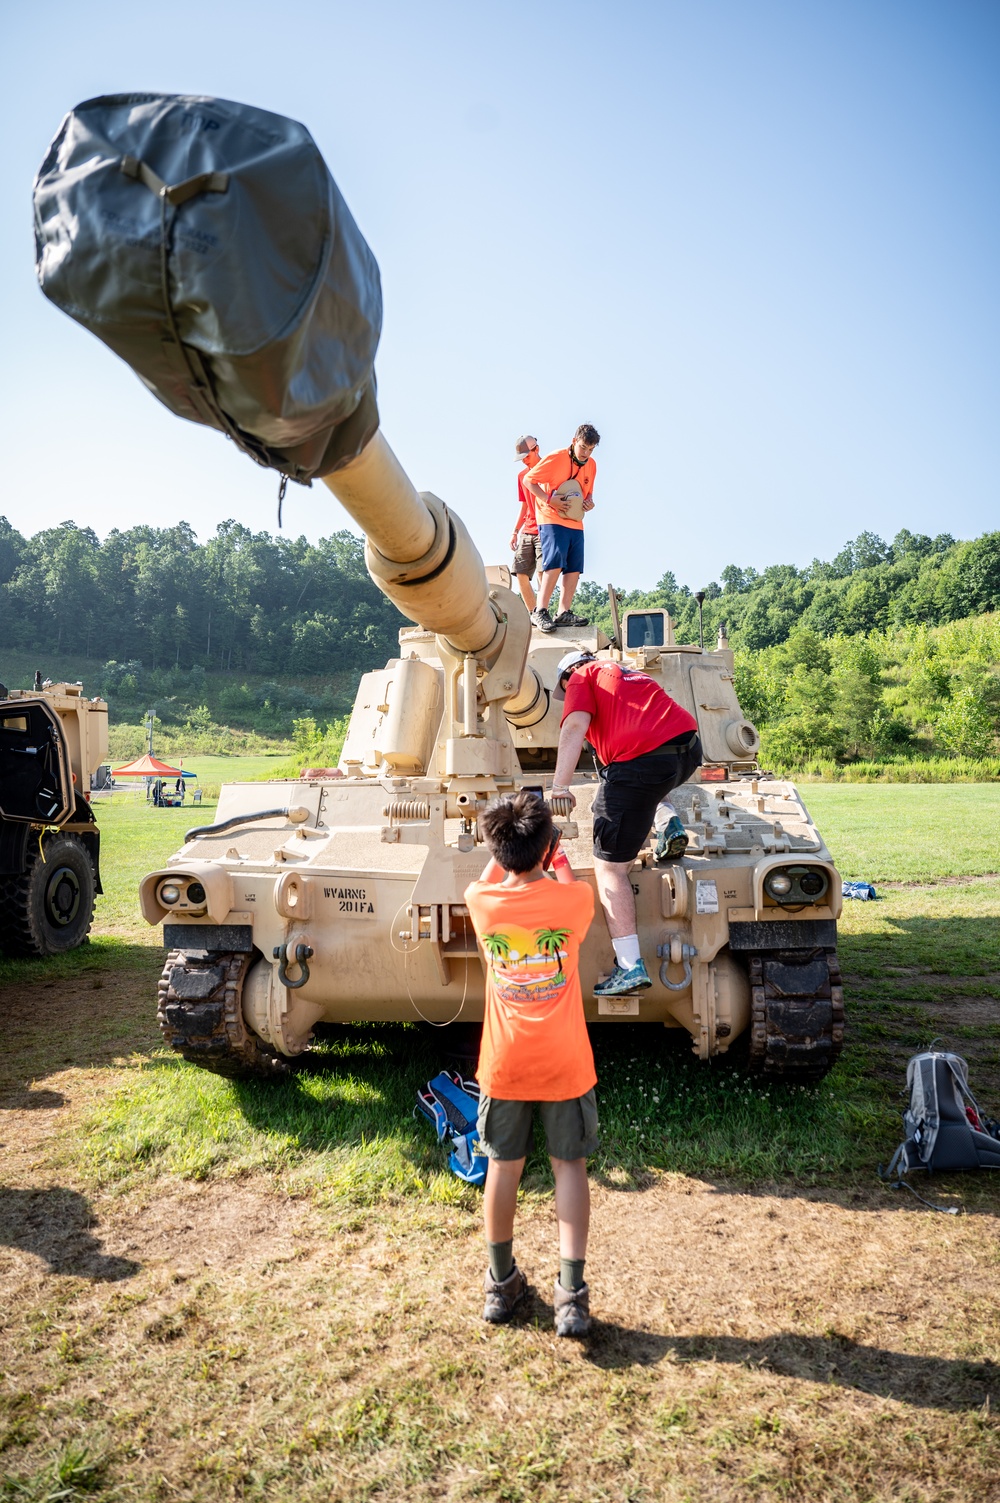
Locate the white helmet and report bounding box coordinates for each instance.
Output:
[552,650,594,700]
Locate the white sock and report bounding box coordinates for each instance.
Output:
[614,934,642,970]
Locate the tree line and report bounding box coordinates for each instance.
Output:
[576,527,1000,651]
[2,516,998,768]
[0,516,404,676]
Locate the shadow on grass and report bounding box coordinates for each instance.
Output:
[572,1319,1000,1411]
[0,936,161,990]
[221,1022,444,1155]
[0,942,163,1093]
[0,1088,67,1110]
[0,1187,140,1281]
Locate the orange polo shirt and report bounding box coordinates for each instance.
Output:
[465,875,596,1100]
[524,447,596,531]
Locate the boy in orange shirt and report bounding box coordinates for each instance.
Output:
[521,423,600,633]
[464,790,597,1336]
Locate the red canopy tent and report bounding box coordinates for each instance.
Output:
[112,754,184,778]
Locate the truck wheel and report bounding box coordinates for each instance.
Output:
[0,835,97,957]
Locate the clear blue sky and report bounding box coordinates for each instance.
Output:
[1,0,997,591]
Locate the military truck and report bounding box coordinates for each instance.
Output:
[0,676,108,956]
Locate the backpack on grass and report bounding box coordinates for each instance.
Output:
[883,1050,1000,1181]
[415,1071,488,1187]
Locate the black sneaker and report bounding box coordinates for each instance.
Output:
[552,610,589,627]
[531,607,555,634]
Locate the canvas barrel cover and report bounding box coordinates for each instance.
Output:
[33,93,382,482]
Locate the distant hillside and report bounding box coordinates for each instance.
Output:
[575,527,1000,650]
[2,518,998,774]
[0,517,404,676]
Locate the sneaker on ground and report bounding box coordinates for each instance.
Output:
[654,814,688,862]
[593,960,652,997]
[552,610,589,627]
[531,607,555,634]
[483,1262,529,1323]
[553,1278,591,1337]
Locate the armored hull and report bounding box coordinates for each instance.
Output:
[146,615,843,1083]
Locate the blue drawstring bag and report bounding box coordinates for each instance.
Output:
[415,1071,488,1187]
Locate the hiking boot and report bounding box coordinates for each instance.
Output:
[593,960,652,997]
[552,609,589,628]
[654,814,688,862]
[483,1262,528,1324]
[553,1278,591,1338]
[531,607,555,634]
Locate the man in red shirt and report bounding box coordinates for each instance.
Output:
[550,651,702,996]
[510,434,542,612]
[521,424,599,633]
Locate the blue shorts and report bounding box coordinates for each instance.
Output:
[539,523,585,575]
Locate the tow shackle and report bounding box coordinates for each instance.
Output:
[656,939,697,992]
[273,941,314,989]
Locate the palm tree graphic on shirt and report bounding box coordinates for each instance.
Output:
[481,932,512,966]
[478,923,573,998]
[533,928,570,981]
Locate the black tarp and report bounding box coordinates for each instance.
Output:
[34,93,382,483]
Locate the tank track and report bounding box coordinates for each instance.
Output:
[157,949,292,1079]
[746,946,844,1082]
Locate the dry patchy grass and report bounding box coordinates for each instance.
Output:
[1,1174,999,1501]
[3,792,1000,1499]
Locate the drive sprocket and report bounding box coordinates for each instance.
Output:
[157,949,291,1078]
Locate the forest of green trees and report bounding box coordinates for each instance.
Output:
[1,516,998,775]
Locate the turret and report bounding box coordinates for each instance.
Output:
[34,92,532,792]
[32,91,757,790]
[322,433,533,785]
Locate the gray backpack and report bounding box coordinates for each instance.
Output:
[33,93,381,492]
[885,1050,1000,1178]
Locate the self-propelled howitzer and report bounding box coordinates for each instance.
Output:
[34,92,844,1080]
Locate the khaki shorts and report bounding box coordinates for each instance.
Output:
[511,529,543,576]
[477,1089,599,1162]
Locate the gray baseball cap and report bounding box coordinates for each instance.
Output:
[515,435,538,458]
[551,650,595,700]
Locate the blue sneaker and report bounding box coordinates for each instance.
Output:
[654,814,688,862]
[594,960,652,996]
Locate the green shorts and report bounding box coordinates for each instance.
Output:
[477,1089,599,1162]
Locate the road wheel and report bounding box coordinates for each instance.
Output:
[0,834,97,957]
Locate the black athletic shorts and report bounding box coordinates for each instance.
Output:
[591,732,702,864]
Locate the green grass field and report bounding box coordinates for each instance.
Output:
[801,782,1000,881]
[4,782,999,1197]
[3,783,999,1501]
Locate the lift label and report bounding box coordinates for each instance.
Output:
[324,884,377,918]
[695,880,719,915]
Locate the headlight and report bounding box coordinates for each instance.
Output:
[186,882,207,905]
[159,882,181,905]
[764,866,829,904]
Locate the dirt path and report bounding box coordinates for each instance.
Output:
[3,962,1000,1499]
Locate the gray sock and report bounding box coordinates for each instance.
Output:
[488,1239,514,1283]
[559,1257,586,1292]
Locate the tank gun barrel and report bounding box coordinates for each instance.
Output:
[323,432,505,661]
